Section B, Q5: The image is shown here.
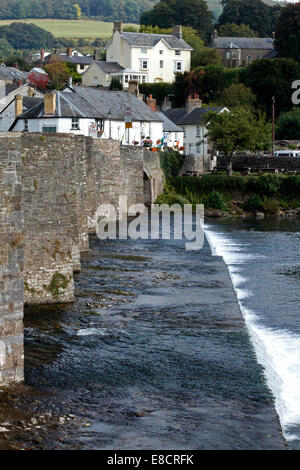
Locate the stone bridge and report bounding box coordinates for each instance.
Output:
[0,133,164,385]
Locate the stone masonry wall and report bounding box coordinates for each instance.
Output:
[217,155,300,172]
[0,134,24,385]
[0,133,164,384]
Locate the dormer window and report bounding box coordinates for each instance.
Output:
[175,50,181,56]
[141,47,147,54]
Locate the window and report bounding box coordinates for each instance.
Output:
[159,50,163,55]
[24,119,28,131]
[196,125,201,137]
[42,126,56,133]
[80,64,85,70]
[140,59,149,70]
[71,118,79,130]
[196,143,201,153]
[183,126,186,138]
[175,50,181,56]
[247,55,252,63]
[93,76,99,85]
[232,52,237,59]
[125,75,129,83]
[142,75,146,83]
[160,60,163,69]
[174,61,182,71]
[226,52,230,60]
[141,47,147,54]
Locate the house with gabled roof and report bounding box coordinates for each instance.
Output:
[163,94,229,157]
[9,86,164,147]
[106,21,193,84]
[211,30,277,67]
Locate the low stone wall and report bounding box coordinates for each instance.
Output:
[0,134,24,385]
[217,155,300,171]
[179,154,212,175]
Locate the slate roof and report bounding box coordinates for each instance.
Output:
[156,111,184,133]
[120,32,193,51]
[212,37,274,50]
[23,97,43,110]
[163,108,188,125]
[0,66,28,82]
[179,107,225,125]
[93,61,125,73]
[70,87,163,122]
[13,88,163,123]
[265,48,278,58]
[164,107,226,126]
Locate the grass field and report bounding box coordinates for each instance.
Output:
[0,18,138,38]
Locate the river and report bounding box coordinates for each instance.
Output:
[1,216,299,450]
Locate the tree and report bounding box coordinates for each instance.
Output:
[0,37,15,58]
[45,58,70,89]
[74,3,82,19]
[0,22,57,50]
[218,0,281,37]
[275,3,300,61]
[28,70,50,90]
[195,47,221,66]
[242,58,300,117]
[219,22,258,38]
[216,83,256,110]
[109,77,123,90]
[140,0,214,42]
[205,107,271,175]
[276,107,300,140]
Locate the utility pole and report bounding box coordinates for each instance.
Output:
[272,96,275,157]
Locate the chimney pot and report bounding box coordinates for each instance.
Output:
[147,94,157,112]
[66,47,72,57]
[40,48,45,61]
[186,94,202,113]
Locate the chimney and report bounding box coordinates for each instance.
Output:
[128,80,139,97]
[161,96,172,112]
[147,94,157,112]
[93,49,99,61]
[66,47,72,57]
[272,31,275,40]
[186,93,202,113]
[69,77,73,87]
[213,29,218,39]
[113,21,123,34]
[27,87,35,98]
[40,48,45,61]
[15,95,23,118]
[172,25,182,40]
[44,92,56,115]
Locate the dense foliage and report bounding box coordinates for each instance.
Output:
[0,0,157,23]
[276,108,300,140]
[275,3,300,62]
[217,0,281,37]
[0,22,57,49]
[140,0,214,42]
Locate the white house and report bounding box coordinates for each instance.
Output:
[155,110,184,150]
[106,22,193,85]
[164,94,229,156]
[9,87,164,147]
[82,61,126,88]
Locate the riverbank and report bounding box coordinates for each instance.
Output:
[0,228,287,449]
[156,174,300,217]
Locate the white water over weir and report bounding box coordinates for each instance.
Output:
[205,225,300,444]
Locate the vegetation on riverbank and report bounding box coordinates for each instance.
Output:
[156,171,300,216]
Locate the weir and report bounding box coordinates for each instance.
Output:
[0,133,164,385]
